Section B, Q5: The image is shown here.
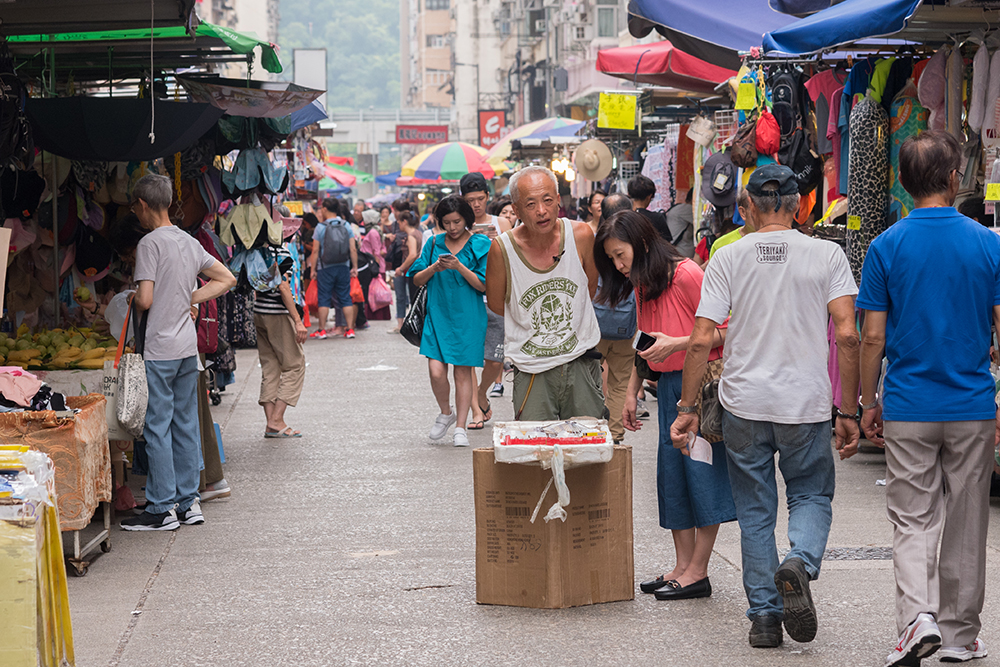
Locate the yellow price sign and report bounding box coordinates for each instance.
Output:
[598,92,637,131]
[847,215,861,231]
[986,183,1000,201]
[735,82,757,110]
[284,201,304,215]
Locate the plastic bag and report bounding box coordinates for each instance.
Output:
[400,285,427,348]
[350,275,364,303]
[368,275,393,311]
[304,278,317,313]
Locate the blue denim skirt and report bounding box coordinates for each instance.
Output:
[656,371,738,530]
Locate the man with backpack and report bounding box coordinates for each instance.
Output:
[309,198,359,339]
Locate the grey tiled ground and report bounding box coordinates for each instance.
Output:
[67,319,1000,666]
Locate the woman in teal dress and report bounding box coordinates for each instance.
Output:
[409,196,491,447]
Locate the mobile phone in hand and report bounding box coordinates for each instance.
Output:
[633,331,655,352]
[439,252,454,259]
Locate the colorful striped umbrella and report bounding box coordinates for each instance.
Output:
[483,117,582,165]
[401,142,495,181]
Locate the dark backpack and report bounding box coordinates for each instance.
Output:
[777,127,823,195]
[319,219,351,266]
[730,113,759,169]
[768,67,809,140]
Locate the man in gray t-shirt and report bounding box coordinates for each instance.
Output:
[121,175,236,532]
[670,165,860,650]
[665,190,695,259]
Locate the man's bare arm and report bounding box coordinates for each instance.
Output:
[485,238,506,316]
[573,221,599,299]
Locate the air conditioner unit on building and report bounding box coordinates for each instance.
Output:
[576,2,587,14]
[535,19,547,32]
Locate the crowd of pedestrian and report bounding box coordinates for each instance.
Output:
[112,129,1000,666]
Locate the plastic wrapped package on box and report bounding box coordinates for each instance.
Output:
[492,419,613,523]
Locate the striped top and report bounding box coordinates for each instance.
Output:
[253,246,294,315]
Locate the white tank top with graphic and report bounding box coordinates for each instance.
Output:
[498,218,600,374]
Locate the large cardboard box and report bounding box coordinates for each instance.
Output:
[474,444,634,609]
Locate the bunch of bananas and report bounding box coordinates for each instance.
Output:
[1,325,118,371]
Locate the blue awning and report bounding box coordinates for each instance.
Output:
[763,0,924,56]
[376,171,401,186]
[290,100,328,134]
[768,0,844,18]
[627,0,798,70]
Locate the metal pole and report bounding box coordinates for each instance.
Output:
[49,46,59,327]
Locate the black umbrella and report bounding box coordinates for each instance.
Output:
[25,97,224,162]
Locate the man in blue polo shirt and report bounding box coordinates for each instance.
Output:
[858,131,1000,666]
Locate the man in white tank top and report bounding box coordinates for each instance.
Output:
[485,166,604,421]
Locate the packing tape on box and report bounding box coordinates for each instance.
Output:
[526,445,571,523]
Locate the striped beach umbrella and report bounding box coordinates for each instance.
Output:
[401,142,495,181]
[484,117,582,165]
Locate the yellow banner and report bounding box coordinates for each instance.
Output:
[284,201,304,215]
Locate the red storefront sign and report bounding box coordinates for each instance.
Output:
[478,110,508,149]
[395,125,449,144]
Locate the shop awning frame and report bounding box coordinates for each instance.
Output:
[762,0,999,57]
[0,0,197,36]
[7,22,282,73]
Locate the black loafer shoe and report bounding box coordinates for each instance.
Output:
[653,576,712,600]
[639,575,675,594]
[749,613,784,648]
[775,557,818,643]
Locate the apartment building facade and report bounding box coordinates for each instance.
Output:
[400,0,634,145]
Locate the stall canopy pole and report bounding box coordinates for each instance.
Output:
[49,45,60,327]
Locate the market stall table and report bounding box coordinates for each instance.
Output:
[0,393,112,575]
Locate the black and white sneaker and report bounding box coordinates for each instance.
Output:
[121,508,179,531]
[178,500,205,525]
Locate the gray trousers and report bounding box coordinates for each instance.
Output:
[884,420,994,646]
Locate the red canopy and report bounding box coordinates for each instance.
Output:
[595,40,736,94]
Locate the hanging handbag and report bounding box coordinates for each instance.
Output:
[696,357,725,443]
[115,296,148,439]
[730,112,759,169]
[633,287,661,382]
[400,234,443,348]
[400,285,428,347]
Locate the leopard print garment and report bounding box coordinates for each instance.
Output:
[846,95,889,285]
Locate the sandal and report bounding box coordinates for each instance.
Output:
[479,399,493,422]
[265,427,302,439]
[467,419,485,430]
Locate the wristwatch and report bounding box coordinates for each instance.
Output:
[676,401,697,414]
[861,399,879,411]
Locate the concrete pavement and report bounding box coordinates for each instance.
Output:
[67,317,1000,666]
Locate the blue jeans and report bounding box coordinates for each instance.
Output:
[722,409,836,620]
[143,356,201,514]
[394,272,411,319]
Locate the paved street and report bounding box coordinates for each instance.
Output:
[68,317,1000,667]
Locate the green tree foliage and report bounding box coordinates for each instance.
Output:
[278,0,400,110]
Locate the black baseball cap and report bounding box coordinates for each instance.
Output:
[746,164,798,197]
[460,172,489,195]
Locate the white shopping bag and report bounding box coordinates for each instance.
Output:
[103,359,133,442]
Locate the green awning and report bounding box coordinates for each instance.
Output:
[7,21,282,73]
[330,163,374,183]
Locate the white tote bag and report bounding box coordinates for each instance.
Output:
[114,297,147,439]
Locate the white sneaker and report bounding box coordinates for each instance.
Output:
[885,613,941,666]
[636,399,650,419]
[488,382,504,397]
[939,639,988,662]
[429,411,456,440]
[453,428,470,447]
